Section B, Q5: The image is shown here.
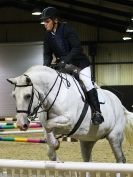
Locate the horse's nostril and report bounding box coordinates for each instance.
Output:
[23,124,28,129]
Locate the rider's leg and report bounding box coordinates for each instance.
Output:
[86,88,104,125]
[79,66,104,125]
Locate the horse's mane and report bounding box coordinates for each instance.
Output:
[14,65,55,85]
[24,65,53,75]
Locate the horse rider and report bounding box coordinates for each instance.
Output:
[40,6,104,125]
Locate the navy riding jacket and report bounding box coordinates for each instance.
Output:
[43,22,90,69]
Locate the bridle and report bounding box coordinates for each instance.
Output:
[15,73,70,120]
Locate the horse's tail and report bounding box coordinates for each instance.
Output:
[123,106,133,144]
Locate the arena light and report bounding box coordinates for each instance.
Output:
[40,21,44,25]
[126,24,133,32]
[122,33,132,40]
[123,36,132,40]
[126,28,133,32]
[32,8,41,15]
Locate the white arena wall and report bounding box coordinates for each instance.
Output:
[0,42,43,117]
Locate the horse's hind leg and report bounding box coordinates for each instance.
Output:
[80,141,96,162]
[107,133,126,163]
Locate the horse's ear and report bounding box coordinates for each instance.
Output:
[7,78,17,85]
[25,76,32,85]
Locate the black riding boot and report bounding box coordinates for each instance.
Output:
[86,88,104,125]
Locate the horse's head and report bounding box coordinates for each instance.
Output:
[7,74,39,131]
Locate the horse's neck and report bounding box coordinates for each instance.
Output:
[32,69,57,89]
[33,69,61,102]
[42,70,59,91]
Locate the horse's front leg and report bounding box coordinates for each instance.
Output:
[38,111,60,160]
[45,115,70,161]
[46,131,60,161]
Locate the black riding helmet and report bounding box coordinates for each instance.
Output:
[40,7,59,20]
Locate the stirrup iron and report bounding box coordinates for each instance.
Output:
[91,111,104,125]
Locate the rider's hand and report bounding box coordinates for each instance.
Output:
[57,61,66,70]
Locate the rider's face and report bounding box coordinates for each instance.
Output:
[43,18,55,31]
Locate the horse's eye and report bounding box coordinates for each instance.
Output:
[24,94,31,100]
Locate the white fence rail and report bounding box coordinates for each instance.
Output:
[0,129,43,135]
[0,159,132,177]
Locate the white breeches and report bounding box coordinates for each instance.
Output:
[79,66,94,91]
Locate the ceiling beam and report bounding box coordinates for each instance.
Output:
[53,0,132,18]
[0,20,39,24]
[103,0,133,7]
[61,13,126,32]
[54,5,129,26]
[0,0,34,10]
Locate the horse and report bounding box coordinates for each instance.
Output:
[7,65,133,163]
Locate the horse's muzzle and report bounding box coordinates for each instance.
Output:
[17,124,29,131]
[16,115,30,131]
